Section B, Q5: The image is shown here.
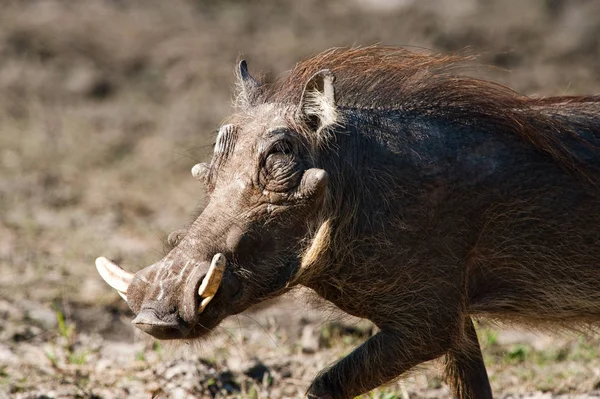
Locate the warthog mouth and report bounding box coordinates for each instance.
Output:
[95,254,236,339]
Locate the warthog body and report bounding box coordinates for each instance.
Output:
[96,47,600,398]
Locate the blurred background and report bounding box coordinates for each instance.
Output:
[1,0,600,398]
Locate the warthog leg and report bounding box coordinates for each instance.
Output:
[444,317,493,399]
[305,314,492,399]
[306,328,451,399]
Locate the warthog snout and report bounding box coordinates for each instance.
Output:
[96,253,237,339]
[131,307,186,339]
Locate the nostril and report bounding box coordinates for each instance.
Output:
[132,309,171,327]
[132,308,189,339]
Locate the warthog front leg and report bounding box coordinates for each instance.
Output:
[306,317,492,399]
[306,328,450,399]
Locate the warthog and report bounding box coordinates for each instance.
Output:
[96,47,600,399]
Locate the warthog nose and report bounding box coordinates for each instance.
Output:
[132,308,189,339]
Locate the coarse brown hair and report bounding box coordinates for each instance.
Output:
[249,47,600,181]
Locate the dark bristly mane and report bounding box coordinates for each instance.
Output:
[264,46,472,108]
[249,46,600,182]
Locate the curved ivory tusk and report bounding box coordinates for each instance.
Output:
[198,253,226,313]
[96,257,134,295]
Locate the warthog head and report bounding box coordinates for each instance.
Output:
[96,60,335,340]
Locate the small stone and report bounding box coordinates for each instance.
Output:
[301,325,319,354]
[171,387,189,399]
[163,362,188,380]
[282,384,299,397]
[0,344,18,365]
[95,358,112,373]
[269,387,282,399]
[225,355,243,372]
[26,306,57,330]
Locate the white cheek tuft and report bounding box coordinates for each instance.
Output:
[214,124,236,154]
[156,280,165,301]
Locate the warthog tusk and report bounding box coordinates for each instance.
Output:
[198,253,226,313]
[95,257,133,299]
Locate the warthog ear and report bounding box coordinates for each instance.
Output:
[167,229,186,248]
[236,60,260,108]
[298,69,337,134]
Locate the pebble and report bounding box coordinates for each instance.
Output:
[301,324,319,354]
[26,306,57,330]
[0,344,18,365]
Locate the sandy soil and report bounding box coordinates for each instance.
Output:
[1,0,600,398]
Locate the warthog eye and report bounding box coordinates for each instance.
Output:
[260,140,302,193]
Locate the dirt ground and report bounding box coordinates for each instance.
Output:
[2,0,600,398]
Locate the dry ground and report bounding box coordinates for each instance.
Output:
[1,0,600,398]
